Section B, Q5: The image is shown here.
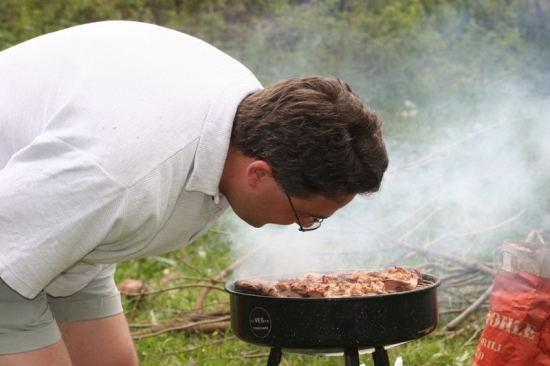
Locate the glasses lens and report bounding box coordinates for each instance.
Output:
[299,218,323,231]
[287,194,323,232]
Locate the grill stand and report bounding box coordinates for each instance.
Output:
[267,348,282,366]
[266,347,390,366]
[344,347,360,365]
[372,346,390,365]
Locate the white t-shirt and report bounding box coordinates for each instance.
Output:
[0,21,262,299]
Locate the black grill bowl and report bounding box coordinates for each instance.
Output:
[226,272,440,354]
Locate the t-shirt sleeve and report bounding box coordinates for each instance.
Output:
[0,134,127,299]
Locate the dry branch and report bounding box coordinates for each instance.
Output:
[360,224,496,276]
[121,283,225,297]
[341,207,526,278]
[389,117,525,172]
[399,206,443,240]
[158,336,235,357]
[444,285,493,330]
[193,242,268,310]
[453,209,527,238]
[384,190,445,233]
[184,321,230,334]
[131,316,230,340]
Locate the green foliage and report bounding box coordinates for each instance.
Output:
[2,1,548,118]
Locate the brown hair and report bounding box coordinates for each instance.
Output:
[231,76,388,199]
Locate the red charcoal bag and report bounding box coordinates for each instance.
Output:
[473,241,550,365]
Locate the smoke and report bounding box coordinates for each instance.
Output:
[220,3,550,280]
[225,102,549,281]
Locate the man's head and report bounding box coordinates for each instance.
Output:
[231,76,388,200]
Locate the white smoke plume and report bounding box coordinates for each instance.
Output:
[221,3,550,280]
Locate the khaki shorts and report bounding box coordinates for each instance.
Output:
[0,264,123,354]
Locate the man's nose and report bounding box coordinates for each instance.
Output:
[300,217,316,227]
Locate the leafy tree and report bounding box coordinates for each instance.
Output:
[1,0,548,131]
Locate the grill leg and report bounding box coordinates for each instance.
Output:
[372,346,390,366]
[344,347,360,366]
[267,348,283,366]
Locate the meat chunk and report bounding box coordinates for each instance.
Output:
[378,267,422,292]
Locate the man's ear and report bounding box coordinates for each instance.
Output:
[246,160,274,187]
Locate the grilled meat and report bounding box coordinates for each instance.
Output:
[234,267,422,298]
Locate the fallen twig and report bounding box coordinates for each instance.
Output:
[131,316,230,340]
[384,190,445,234]
[444,285,492,330]
[157,336,235,357]
[359,224,496,276]
[453,209,527,238]
[184,321,230,334]
[128,310,230,329]
[400,206,443,241]
[121,283,225,297]
[390,117,524,172]
[194,242,268,310]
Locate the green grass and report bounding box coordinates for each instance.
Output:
[129,329,482,366]
[114,230,485,366]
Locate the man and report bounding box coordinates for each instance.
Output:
[0,21,388,365]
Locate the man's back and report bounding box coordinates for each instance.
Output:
[0,21,262,299]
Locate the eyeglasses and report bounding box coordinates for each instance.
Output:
[286,194,323,232]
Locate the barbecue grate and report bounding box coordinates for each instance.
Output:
[416,279,435,288]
